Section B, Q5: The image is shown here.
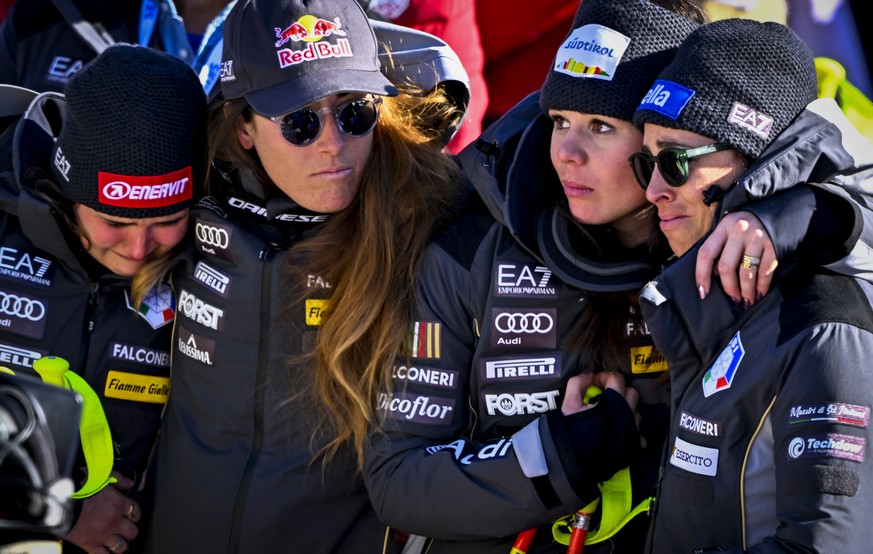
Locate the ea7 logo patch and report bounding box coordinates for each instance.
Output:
[0,246,53,287]
[702,332,744,397]
[493,263,556,297]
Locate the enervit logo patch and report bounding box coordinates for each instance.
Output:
[98,167,192,209]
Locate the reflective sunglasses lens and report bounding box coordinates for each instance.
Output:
[337,99,379,136]
[281,109,320,145]
[658,150,688,187]
[630,153,655,189]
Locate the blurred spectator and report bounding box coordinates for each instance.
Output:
[0,0,15,22]
[0,0,232,94]
[362,0,487,154]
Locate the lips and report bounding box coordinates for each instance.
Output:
[561,180,594,197]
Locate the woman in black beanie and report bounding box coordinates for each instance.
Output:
[633,17,873,552]
[0,43,206,553]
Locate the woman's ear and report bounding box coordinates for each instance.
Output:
[225,102,255,151]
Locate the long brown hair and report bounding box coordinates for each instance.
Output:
[209,88,465,466]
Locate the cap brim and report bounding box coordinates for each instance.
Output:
[0,84,39,117]
[246,69,398,117]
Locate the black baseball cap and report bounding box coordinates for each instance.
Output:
[219,0,398,117]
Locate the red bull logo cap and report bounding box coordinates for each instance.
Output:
[219,0,398,117]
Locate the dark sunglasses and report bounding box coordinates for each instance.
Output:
[629,143,730,189]
[269,96,382,146]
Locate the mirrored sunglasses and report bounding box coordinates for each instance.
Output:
[269,96,382,147]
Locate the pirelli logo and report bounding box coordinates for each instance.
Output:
[104,370,169,404]
[410,321,441,359]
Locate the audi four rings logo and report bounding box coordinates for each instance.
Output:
[494,312,554,334]
[195,223,230,249]
[0,291,46,321]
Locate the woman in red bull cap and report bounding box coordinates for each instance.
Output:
[140,0,467,552]
[0,43,206,553]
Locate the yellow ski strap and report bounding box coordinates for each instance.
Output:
[552,467,654,546]
[33,356,116,499]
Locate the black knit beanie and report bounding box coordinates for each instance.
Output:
[633,18,818,159]
[539,0,700,121]
[51,44,207,218]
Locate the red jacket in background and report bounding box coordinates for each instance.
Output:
[477,0,577,125]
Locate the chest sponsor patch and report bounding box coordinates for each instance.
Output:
[126,283,175,330]
[193,261,230,297]
[45,55,84,84]
[787,433,866,463]
[409,321,441,360]
[305,299,330,326]
[480,354,560,381]
[0,289,48,340]
[194,220,234,262]
[0,342,45,372]
[490,308,556,349]
[493,262,557,298]
[0,246,53,287]
[702,332,744,397]
[678,410,722,438]
[670,436,718,476]
[110,343,169,368]
[177,289,223,330]
[788,402,870,428]
[630,345,668,374]
[377,391,454,425]
[484,389,560,416]
[176,326,215,366]
[104,370,169,404]
[392,364,458,389]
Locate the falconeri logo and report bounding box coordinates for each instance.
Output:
[98,167,192,209]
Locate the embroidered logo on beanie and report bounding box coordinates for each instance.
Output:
[553,24,630,81]
[50,44,206,219]
[637,79,695,120]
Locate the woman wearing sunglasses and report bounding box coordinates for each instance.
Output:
[139,0,467,552]
[633,18,873,552]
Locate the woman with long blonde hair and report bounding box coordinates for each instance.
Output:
[141,1,466,552]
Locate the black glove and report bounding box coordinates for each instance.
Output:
[547,388,641,491]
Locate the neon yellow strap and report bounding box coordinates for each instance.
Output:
[33,356,116,499]
[816,57,873,143]
[552,468,655,546]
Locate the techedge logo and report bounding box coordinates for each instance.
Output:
[228,197,328,223]
[177,290,224,330]
[0,246,53,287]
[788,433,866,463]
[484,390,560,416]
